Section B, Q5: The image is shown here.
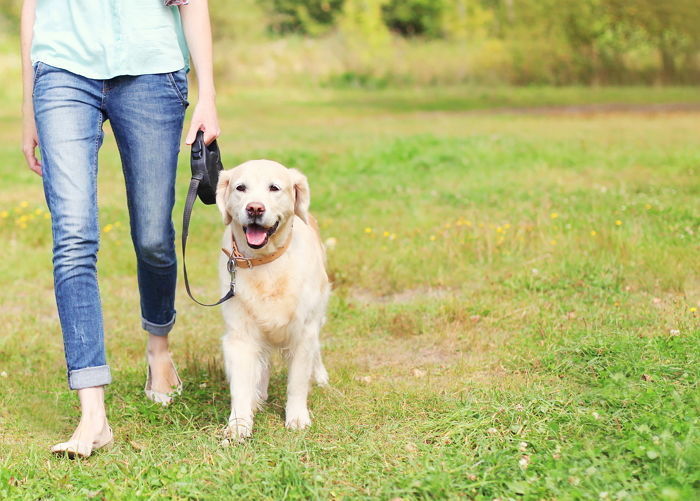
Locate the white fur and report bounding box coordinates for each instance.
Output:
[215,160,330,441]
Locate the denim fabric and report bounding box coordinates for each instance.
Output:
[33,62,188,390]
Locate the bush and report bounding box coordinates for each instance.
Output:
[381,0,446,38]
[260,0,344,36]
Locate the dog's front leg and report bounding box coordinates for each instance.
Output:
[285,337,316,430]
[222,335,260,441]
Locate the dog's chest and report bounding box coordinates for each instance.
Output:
[236,272,298,343]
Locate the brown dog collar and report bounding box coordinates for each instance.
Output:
[221,229,293,269]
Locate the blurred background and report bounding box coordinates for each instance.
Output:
[1,0,699,88]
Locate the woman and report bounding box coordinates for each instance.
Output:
[20,0,220,458]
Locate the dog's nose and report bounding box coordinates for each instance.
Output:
[246,202,265,218]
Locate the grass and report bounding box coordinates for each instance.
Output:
[0,82,698,500]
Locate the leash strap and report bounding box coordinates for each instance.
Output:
[182,173,235,307]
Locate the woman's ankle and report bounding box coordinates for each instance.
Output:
[147,333,170,356]
[76,386,107,418]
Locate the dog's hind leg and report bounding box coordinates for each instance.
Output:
[312,349,329,387]
[255,354,270,409]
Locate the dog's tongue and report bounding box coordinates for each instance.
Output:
[245,225,268,246]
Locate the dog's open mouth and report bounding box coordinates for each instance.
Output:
[243,220,279,249]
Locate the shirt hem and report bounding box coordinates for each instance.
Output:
[30,55,188,80]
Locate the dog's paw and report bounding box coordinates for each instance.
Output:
[313,365,329,387]
[285,407,312,430]
[223,419,253,443]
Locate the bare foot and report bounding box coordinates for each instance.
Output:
[51,387,113,458]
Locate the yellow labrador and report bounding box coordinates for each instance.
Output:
[215,160,330,441]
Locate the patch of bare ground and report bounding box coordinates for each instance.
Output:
[348,286,458,305]
[340,316,513,389]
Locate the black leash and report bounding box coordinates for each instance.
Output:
[181,131,235,307]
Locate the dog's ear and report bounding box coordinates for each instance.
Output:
[216,170,235,225]
[289,168,310,224]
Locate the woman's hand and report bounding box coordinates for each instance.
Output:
[22,114,42,176]
[185,96,220,145]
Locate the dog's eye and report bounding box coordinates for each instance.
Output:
[269,184,280,192]
[235,184,246,192]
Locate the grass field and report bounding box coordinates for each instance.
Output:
[0,83,699,500]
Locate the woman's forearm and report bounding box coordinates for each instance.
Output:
[179,0,220,144]
[21,0,37,113]
[179,0,216,100]
[21,0,42,175]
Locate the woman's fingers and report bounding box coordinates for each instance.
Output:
[22,139,42,176]
[185,121,220,145]
[185,123,199,145]
[202,126,220,145]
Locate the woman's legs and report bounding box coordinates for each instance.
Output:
[33,63,111,449]
[106,70,188,395]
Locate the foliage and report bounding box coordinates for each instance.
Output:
[381,0,445,38]
[260,0,344,36]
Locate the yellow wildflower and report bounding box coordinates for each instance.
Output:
[690,307,697,313]
[383,231,390,237]
[0,211,8,218]
[550,212,559,219]
[590,230,597,237]
[429,235,436,241]
[364,227,372,234]
[550,239,557,245]
[19,201,29,208]
[615,220,622,226]
[103,224,113,233]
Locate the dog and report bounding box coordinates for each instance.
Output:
[215,159,330,441]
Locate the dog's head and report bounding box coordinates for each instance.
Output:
[216,160,309,250]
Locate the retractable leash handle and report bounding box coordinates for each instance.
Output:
[182,131,235,306]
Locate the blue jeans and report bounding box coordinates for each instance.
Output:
[32,62,188,390]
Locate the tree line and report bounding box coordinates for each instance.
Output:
[1,0,698,84]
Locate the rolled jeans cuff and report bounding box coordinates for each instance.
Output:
[68,365,112,390]
[142,312,176,336]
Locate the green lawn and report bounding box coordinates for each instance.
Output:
[0,84,698,500]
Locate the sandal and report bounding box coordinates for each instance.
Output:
[144,354,183,406]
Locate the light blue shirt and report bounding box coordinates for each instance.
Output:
[31,0,189,79]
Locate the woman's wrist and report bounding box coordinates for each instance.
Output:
[196,82,216,102]
[22,100,34,117]
[197,91,216,99]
